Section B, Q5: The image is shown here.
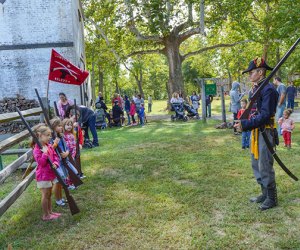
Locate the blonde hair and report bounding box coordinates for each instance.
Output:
[172,92,178,98]
[283,109,293,117]
[50,117,62,136]
[62,118,74,133]
[30,123,51,147]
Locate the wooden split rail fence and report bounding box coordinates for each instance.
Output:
[0,107,42,216]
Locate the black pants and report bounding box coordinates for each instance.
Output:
[131,115,136,123]
[233,113,238,132]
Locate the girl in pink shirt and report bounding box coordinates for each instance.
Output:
[63,118,77,159]
[278,109,295,149]
[129,100,137,125]
[32,124,61,221]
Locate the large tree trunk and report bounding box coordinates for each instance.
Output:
[99,68,104,94]
[134,69,144,98]
[164,37,185,98]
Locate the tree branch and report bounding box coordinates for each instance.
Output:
[127,48,165,57]
[249,10,262,23]
[182,40,253,60]
[127,21,163,42]
[85,18,121,62]
[179,27,201,43]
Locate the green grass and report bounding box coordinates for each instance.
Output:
[1,120,300,249]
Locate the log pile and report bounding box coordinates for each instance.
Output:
[0,95,39,113]
[0,95,40,134]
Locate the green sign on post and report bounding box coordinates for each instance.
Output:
[205,83,217,95]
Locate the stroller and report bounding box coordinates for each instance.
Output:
[183,102,200,119]
[95,103,107,129]
[171,102,188,122]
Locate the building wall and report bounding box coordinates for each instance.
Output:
[0,0,87,105]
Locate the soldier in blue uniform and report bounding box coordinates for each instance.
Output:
[234,57,279,210]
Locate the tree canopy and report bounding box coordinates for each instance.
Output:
[82,0,300,101]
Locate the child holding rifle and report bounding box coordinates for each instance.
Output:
[63,118,77,159]
[32,124,62,221]
[50,118,78,207]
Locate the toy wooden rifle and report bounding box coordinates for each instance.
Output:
[16,108,80,215]
[54,101,60,117]
[239,38,299,182]
[74,99,82,174]
[53,99,81,173]
[34,89,83,187]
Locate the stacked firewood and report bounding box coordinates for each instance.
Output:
[0,95,40,134]
[0,94,39,113]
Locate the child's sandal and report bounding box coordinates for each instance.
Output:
[42,214,58,221]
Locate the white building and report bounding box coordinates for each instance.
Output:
[0,0,90,105]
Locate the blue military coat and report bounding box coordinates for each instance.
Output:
[241,82,279,131]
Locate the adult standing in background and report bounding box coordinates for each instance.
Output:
[206,95,213,117]
[66,105,99,147]
[229,82,242,135]
[274,77,286,134]
[148,95,153,113]
[286,81,297,110]
[57,93,74,119]
[190,91,200,112]
[95,92,103,104]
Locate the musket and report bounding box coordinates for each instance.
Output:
[74,99,82,174]
[54,97,81,174]
[239,38,300,181]
[34,89,83,187]
[16,108,80,215]
[240,37,300,120]
[54,101,60,117]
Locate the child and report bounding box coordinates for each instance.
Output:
[32,124,62,221]
[50,118,78,207]
[237,99,251,149]
[130,99,136,125]
[278,109,295,149]
[63,118,76,159]
[139,103,145,126]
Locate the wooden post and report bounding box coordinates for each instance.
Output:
[0,155,3,171]
[201,79,206,123]
[221,85,226,123]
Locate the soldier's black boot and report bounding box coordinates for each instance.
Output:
[249,185,267,203]
[260,184,278,211]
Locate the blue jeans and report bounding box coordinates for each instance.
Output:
[242,131,251,148]
[85,114,99,144]
[276,104,285,135]
[206,104,211,117]
[287,98,294,110]
[126,111,131,124]
[140,116,144,125]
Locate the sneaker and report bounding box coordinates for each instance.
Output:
[242,146,245,149]
[68,184,76,190]
[79,173,86,179]
[61,198,68,203]
[92,142,99,147]
[56,200,66,207]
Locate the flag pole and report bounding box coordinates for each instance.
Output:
[46,79,50,100]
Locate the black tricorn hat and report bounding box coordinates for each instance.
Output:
[242,57,273,74]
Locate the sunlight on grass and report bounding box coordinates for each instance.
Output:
[1,119,300,249]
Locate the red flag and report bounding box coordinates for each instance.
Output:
[48,49,89,85]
